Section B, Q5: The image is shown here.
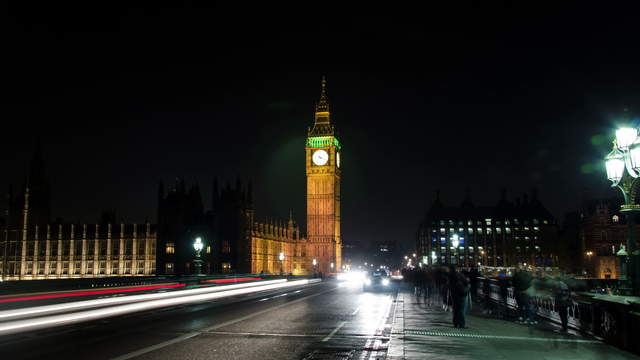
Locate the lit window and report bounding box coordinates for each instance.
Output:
[533,226,539,231]
[496,228,502,234]
[487,228,492,235]
[206,246,211,254]
[222,262,231,273]
[166,242,175,254]
[477,228,483,235]
[543,220,548,224]
[440,228,445,234]
[613,215,620,223]
[524,227,530,231]
[467,220,473,226]
[485,219,492,225]
[505,227,511,233]
[468,228,473,234]
[449,228,454,233]
[165,262,174,274]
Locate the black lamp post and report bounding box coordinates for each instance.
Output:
[193,237,204,276]
[604,125,640,295]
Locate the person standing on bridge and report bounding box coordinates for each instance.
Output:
[449,265,471,328]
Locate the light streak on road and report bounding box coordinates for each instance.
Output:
[0,280,287,321]
[0,279,317,336]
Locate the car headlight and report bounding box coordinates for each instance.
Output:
[382,279,390,286]
[364,278,372,285]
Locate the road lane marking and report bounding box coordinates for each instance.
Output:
[400,329,602,343]
[208,331,321,338]
[110,284,336,360]
[351,307,360,316]
[322,321,347,342]
[111,332,200,360]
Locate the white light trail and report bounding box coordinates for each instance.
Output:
[0,280,288,322]
[0,279,316,336]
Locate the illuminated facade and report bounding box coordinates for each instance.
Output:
[306,77,342,273]
[416,189,559,268]
[1,149,155,280]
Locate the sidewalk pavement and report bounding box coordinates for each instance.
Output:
[387,290,640,360]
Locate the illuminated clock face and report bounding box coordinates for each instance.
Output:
[337,152,340,168]
[312,149,329,166]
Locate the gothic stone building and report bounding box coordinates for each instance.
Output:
[416,189,559,268]
[2,78,343,279]
[1,148,156,280]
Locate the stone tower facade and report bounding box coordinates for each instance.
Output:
[306,77,342,273]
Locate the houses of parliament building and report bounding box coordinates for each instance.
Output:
[0,79,343,280]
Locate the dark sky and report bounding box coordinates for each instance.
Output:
[1,2,639,253]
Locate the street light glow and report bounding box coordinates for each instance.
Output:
[616,127,638,149]
[451,234,460,249]
[193,237,203,252]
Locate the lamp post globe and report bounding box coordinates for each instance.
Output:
[193,237,204,275]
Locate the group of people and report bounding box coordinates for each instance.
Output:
[403,265,477,328]
[403,266,573,331]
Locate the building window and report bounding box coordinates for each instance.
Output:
[613,215,620,223]
[206,246,211,254]
[477,228,483,235]
[222,262,231,273]
[165,262,174,274]
[166,242,175,254]
[138,240,146,256]
[137,261,145,274]
[533,226,539,231]
[496,228,502,234]
[524,227,530,231]
[468,228,473,234]
[440,228,445,234]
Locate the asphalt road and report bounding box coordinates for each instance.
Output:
[0,280,396,360]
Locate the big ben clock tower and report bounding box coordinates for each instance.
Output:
[306,76,341,274]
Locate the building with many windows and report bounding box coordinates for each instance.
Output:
[416,189,559,268]
[1,148,156,280]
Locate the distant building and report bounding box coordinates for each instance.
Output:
[1,149,156,280]
[155,178,308,275]
[416,189,559,268]
[577,198,635,279]
[2,78,342,280]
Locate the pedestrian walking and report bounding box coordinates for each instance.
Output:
[449,265,471,328]
[555,276,571,332]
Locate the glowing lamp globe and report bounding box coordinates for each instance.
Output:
[616,127,638,149]
[451,234,460,249]
[630,142,640,173]
[279,252,285,261]
[312,258,317,266]
[193,237,204,252]
[605,148,625,184]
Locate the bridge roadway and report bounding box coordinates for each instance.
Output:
[0,280,638,360]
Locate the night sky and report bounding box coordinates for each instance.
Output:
[2,3,639,253]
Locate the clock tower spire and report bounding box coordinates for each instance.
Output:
[306,77,342,274]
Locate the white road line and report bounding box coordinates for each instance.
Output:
[322,321,347,342]
[110,285,336,360]
[351,307,360,316]
[208,331,320,338]
[111,332,200,360]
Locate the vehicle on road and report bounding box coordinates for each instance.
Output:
[363,269,393,291]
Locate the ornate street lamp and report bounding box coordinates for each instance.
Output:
[193,237,204,275]
[604,124,640,295]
